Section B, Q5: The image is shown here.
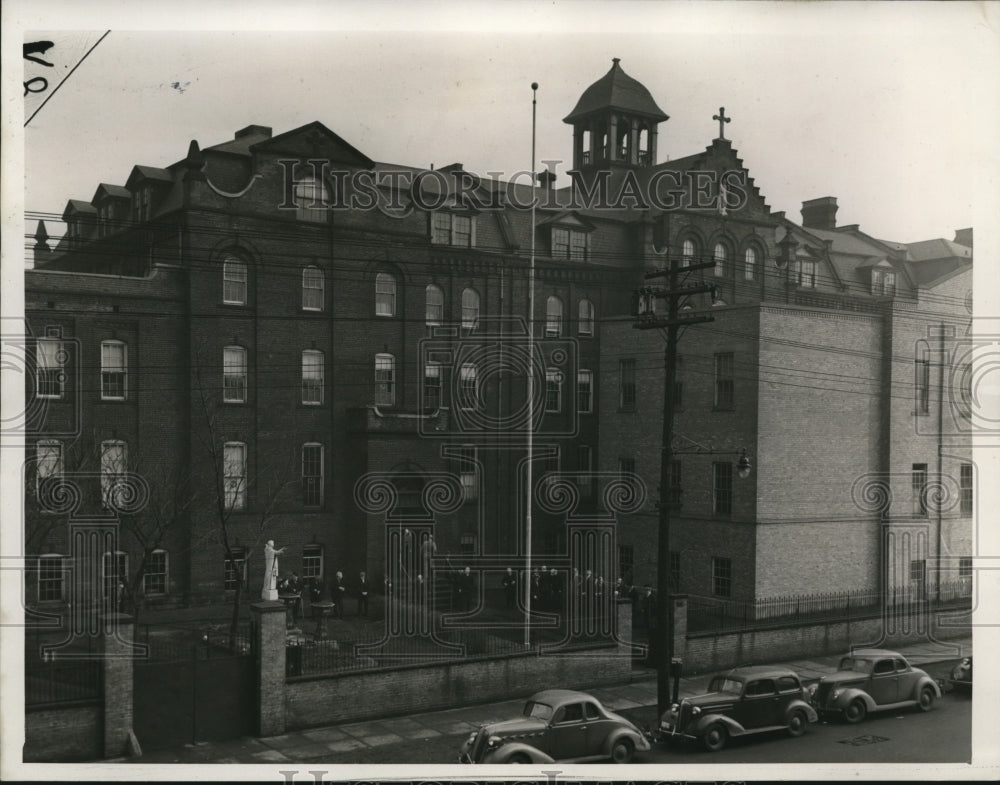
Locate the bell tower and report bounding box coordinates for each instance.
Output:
[563,58,669,174]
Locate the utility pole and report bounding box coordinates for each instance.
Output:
[634,250,716,719]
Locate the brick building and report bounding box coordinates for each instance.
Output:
[23,58,972,614]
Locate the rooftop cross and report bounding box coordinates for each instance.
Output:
[713,107,731,140]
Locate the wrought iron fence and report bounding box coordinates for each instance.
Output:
[686,580,973,634]
[135,619,254,661]
[25,659,102,708]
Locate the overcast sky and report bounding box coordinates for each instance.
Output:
[11,1,1000,247]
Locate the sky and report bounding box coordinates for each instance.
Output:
[9,1,1000,249]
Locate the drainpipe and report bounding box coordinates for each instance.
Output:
[936,323,945,602]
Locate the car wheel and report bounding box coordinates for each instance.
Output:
[917,685,935,712]
[844,698,867,724]
[702,723,728,752]
[787,708,807,737]
[611,738,634,764]
[508,752,530,764]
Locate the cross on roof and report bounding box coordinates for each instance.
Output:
[713,107,731,140]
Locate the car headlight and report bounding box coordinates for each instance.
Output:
[466,732,477,745]
[831,689,842,700]
[487,735,502,748]
[807,683,818,697]
[691,706,701,715]
[670,703,679,713]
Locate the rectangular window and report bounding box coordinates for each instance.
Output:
[100,440,127,509]
[669,550,681,592]
[960,463,973,515]
[223,346,247,403]
[569,231,587,261]
[375,354,395,406]
[424,362,442,410]
[302,267,324,311]
[619,359,636,411]
[713,461,733,515]
[35,338,65,399]
[223,258,248,305]
[797,259,817,288]
[144,550,168,595]
[551,228,587,260]
[224,442,247,512]
[668,459,682,510]
[545,369,562,413]
[432,212,451,244]
[712,556,732,598]
[459,362,477,411]
[460,534,476,555]
[38,555,64,602]
[295,178,328,222]
[618,544,634,582]
[915,353,930,414]
[714,352,734,409]
[959,556,972,579]
[302,350,324,405]
[101,341,127,400]
[577,369,593,413]
[552,227,569,258]
[909,559,926,601]
[224,547,247,591]
[35,440,63,506]
[912,463,928,517]
[375,273,396,316]
[302,544,324,580]
[452,214,473,248]
[302,443,324,507]
[458,446,478,501]
[102,551,127,601]
[576,444,593,490]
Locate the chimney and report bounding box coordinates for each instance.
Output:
[33,220,51,268]
[801,196,838,231]
[537,169,556,193]
[234,125,272,140]
[954,227,973,248]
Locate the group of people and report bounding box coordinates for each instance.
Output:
[277,569,373,622]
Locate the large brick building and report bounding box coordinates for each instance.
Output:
[23,58,972,613]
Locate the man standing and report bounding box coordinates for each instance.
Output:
[501,566,517,610]
[356,570,370,617]
[456,566,475,612]
[331,570,348,619]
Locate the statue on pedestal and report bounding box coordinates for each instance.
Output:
[262,539,286,601]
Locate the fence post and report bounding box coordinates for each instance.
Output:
[100,612,136,758]
[251,600,287,737]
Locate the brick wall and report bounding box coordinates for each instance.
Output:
[23,705,102,762]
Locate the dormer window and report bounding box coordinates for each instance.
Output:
[431,211,476,247]
[295,177,329,223]
[552,228,589,261]
[796,258,818,289]
[132,188,151,222]
[872,267,896,296]
[98,204,113,237]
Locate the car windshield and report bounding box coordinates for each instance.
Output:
[708,677,743,695]
[524,701,553,721]
[838,657,873,674]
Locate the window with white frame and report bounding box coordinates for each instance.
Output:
[224,442,247,512]
[302,544,324,580]
[35,440,63,505]
[578,298,595,336]
[223,346,247,403]
[101,340,127,400]
[375,273,396,316]
[545,368,562,413]
[375,353,396,406]
[432,212,475,247]
[423,361,441,409]
[681,238,696,268]
[302,443,324,507]
[35,338,66,399]
[38,555,64,602]
[551,227,588,260]
[743,247,758,281]
[224,547,247,591]
[961,462,973,515]
[459,362,478,410]
[144,550,168,595]
[872,267,897,296]
[426,284,444,325]
[577,369,593,413]
[797,258,818,288]
[713,242,728,277]
[100,440,127,509]
[302,350,324,405]
[458,446,478,501]
[102,550,128,601]
[915,351,930,414]
[295,177,328,222]
[302,266,324,311]
[912,463,928,517]
[223,257,248,305]
[545,296,563,337]
[461,288,480,329]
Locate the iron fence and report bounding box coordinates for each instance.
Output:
[25,659,102,708]
[136,620,254,661]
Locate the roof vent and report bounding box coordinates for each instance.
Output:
[235,125,272,140]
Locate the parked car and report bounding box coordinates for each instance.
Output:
[809,649,940,723]
[947,656,973,692]
[658,666,818,752]
[458,689,651,764]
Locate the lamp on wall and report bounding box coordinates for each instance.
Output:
[737,447,752,479]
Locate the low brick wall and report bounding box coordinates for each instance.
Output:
[23,705,102,762]
[286,647,632,729]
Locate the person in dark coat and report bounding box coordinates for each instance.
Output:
[548,567,563,616]
[530,567,543,612]
[501,566,518,610]
[330,570,348,618]
[455,566,475,611]
[356,570,370,617]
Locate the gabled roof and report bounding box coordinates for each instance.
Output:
[92,183,131,202]
[536,210,597,231]
[126,165,174,189]
[249,121,374,168]
[905,237,973,263]
[563,58,668,124]
[63,199,97,219]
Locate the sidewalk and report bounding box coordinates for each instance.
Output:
[131,635,971,764]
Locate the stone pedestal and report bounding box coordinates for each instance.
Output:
[100,612,135,758]
[251,601,287,737]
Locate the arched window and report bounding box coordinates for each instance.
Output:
[681,238,696,268]
[426,284,444,325]
[375,353,396,405]
[302,266,324,311]
[713,243,728,278]
[459,362,478,411]
[301,350,324,405]
[461,288,480,329]
[545,296,563,337]
[744,247,758,281]
[578,298,595,336]
[375,273,396,316]
[223,256,248,305]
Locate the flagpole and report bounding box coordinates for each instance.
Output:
[524,81,538,648]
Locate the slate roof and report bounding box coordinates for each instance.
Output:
[905,237,973,262]
[563,58,668,123]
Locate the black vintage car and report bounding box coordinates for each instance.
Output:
[659,666,817,752]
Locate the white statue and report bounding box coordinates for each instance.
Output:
[262,539,286,600]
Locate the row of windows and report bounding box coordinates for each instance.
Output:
[912,462,974,517]
[36,549,168,602]
[36,338,126,401]
[36,439,131,509]
[617,353,735,412]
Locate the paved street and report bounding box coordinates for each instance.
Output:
[132,636,971,764]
